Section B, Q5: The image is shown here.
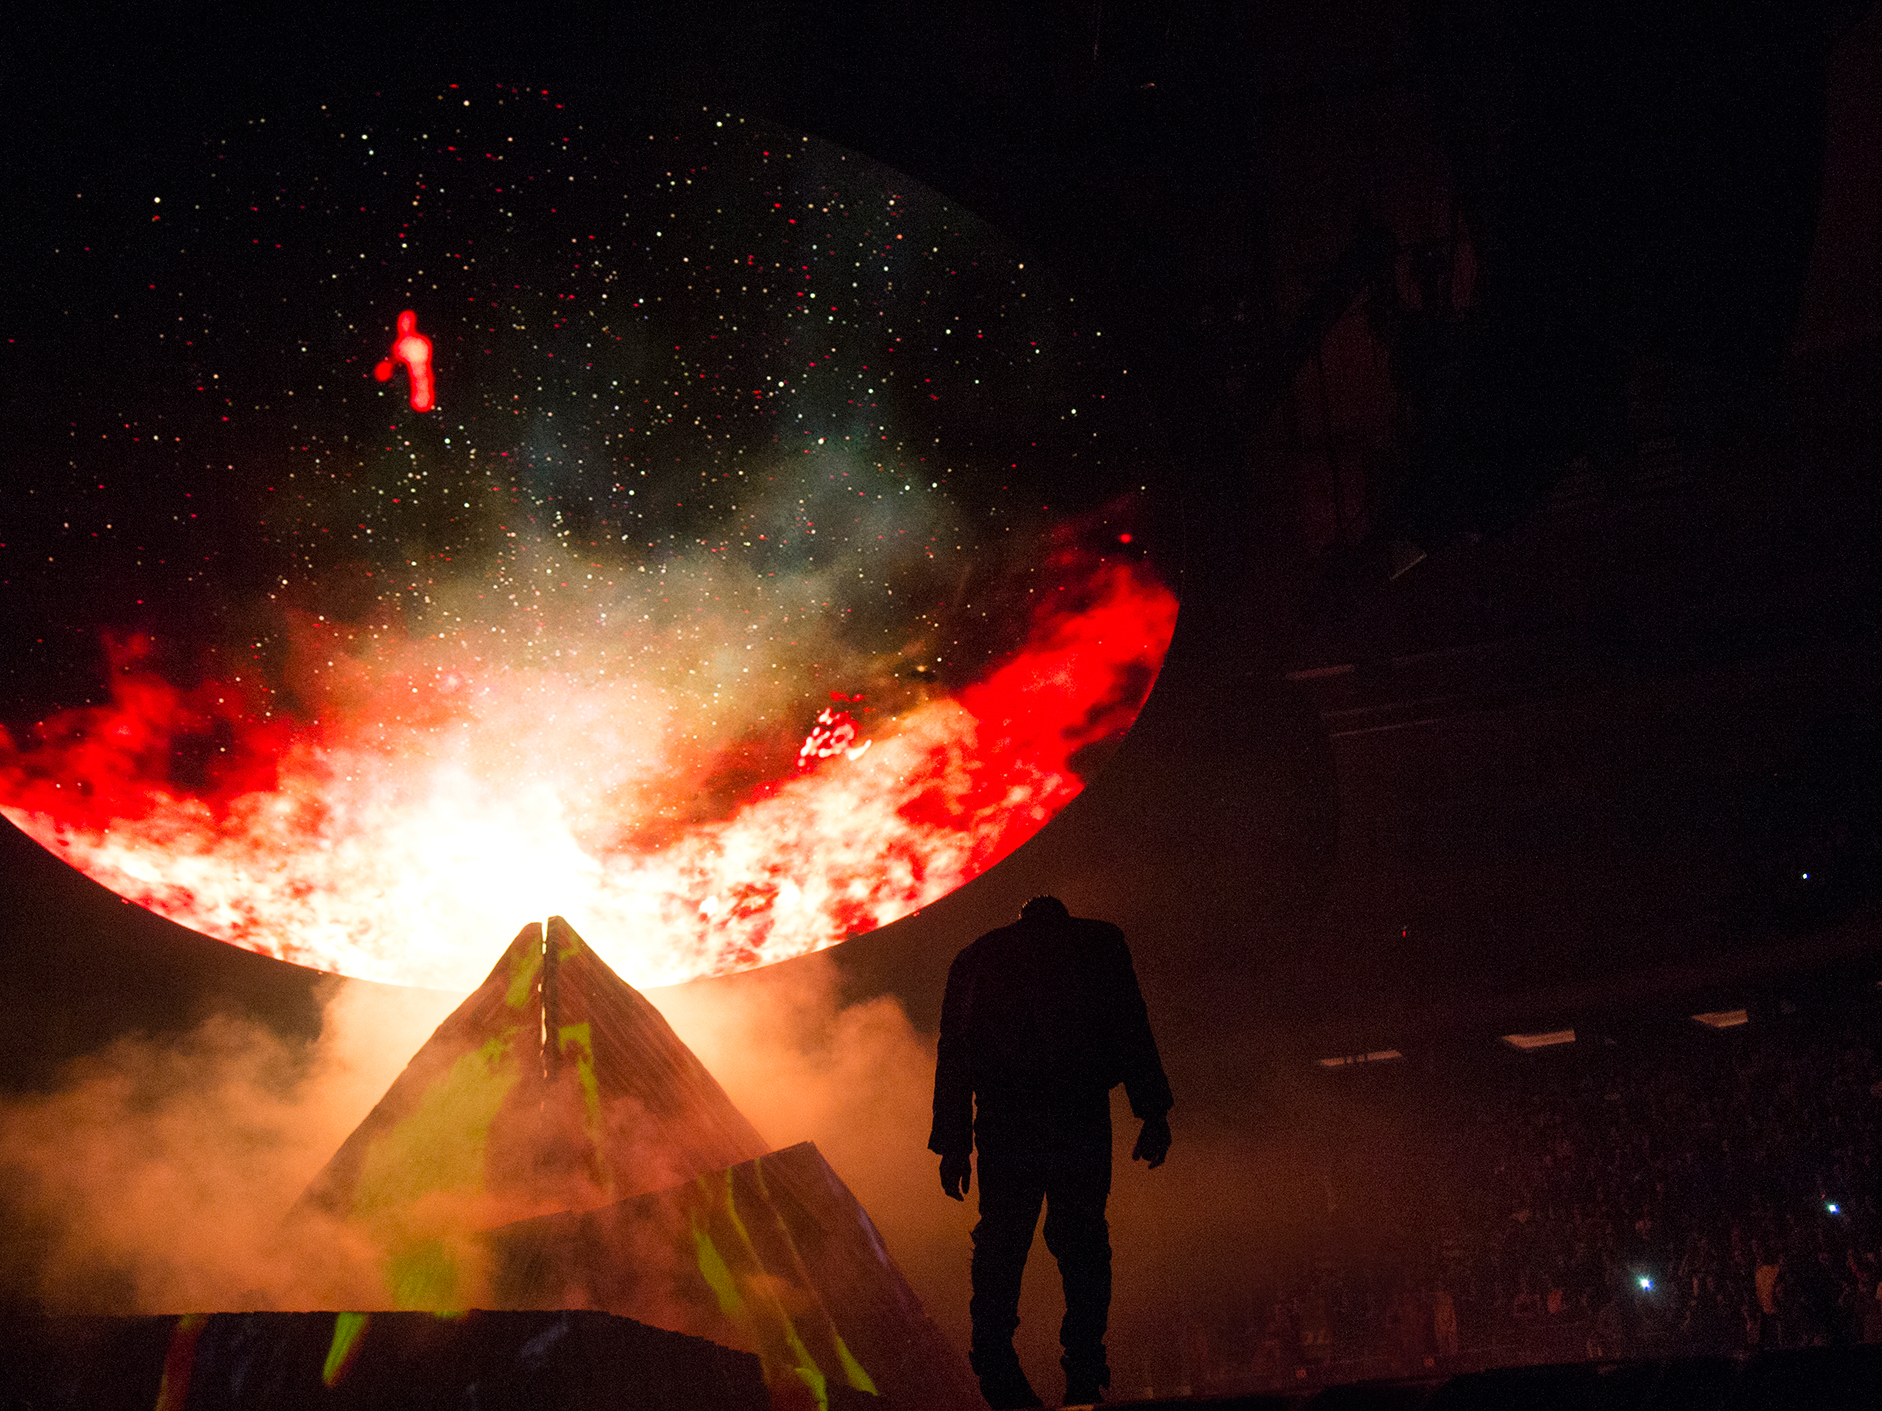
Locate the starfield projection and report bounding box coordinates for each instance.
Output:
[0,89,1177,991]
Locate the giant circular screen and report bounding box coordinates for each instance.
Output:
[0,86,1177,990]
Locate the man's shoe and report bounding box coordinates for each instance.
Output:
[980,1375,1044,1411]
[971,1347,1042,1410]
[1060,1355,1109,1407]
[977,1367,1043,1410]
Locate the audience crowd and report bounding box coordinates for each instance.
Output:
[1186,998,1882,1392]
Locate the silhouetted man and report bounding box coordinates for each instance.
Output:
[931,896,1172,1408]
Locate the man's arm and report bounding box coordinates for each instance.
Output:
[929,949,976,1196]
[1109,931,1173,1118]
[1108,928,1173,1167]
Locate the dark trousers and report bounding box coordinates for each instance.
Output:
[970,1096,1113,1379]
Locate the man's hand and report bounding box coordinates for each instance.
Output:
[1132,1113,1171,1169]
[939,1150,972,1201]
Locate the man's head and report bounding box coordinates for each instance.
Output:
[1019,895,1069,922]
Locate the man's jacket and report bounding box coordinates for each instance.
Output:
[928,909,1172,1157]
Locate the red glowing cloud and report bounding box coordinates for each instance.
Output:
[372,310,434,412]
[0,559,1174,991]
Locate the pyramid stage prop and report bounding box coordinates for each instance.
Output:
[484,1141,980,1411]
[290,916,980,1411]
[295,916,771,1258]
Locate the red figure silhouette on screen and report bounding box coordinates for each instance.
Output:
[373,310,435,412]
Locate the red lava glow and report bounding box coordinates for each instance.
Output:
[372,310,435,412]
[0,565,1175,991]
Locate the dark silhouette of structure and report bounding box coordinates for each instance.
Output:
[930,896,1173,1408]
[0,1310,768,1411]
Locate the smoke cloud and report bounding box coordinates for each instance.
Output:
[0,936,1436,1401]
[0,979,458,1314]
[0,955,960,1324]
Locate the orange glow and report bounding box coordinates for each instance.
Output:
[0,562,1174,990]
[373,310,435,412]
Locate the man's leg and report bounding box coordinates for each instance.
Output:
[1042,1110,1114,1403]
[971,1146,1046,1409]
[1042,1190,1111,1401]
